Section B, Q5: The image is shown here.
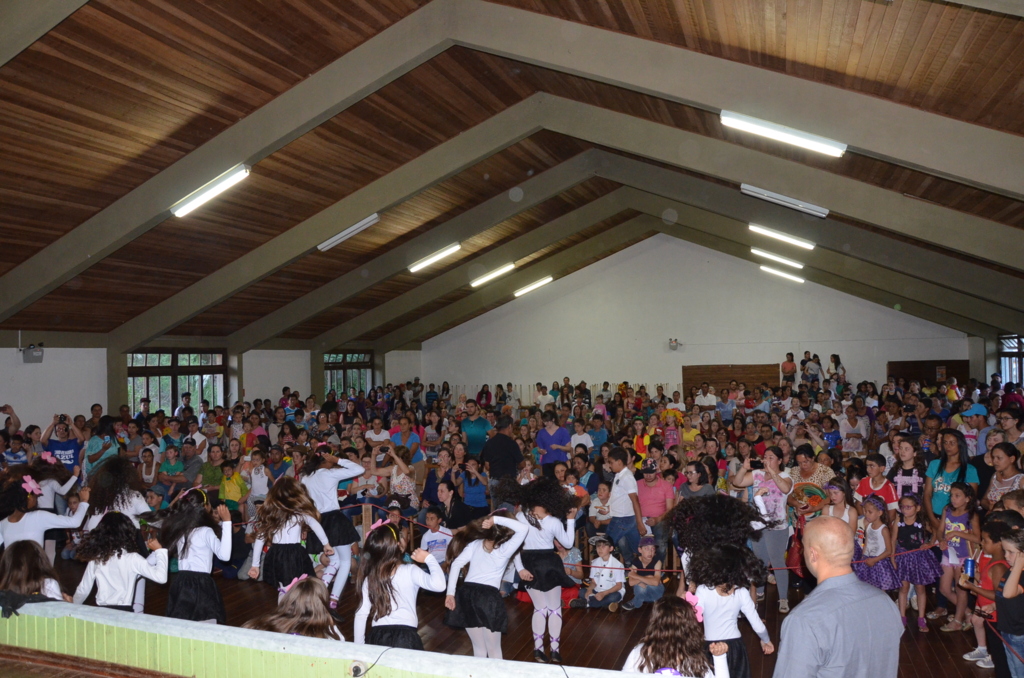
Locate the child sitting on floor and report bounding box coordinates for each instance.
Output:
[570,534,624,611]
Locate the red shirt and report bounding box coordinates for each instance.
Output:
[637,477,675,519]
[854,476,899,511]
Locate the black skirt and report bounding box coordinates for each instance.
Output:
[263,543,315,589]
[520,549,575,592]
[306,510,359,553]
[367,624,423,650]
[165,571,225,625]
[444,582,507,633]
[707,637,750,678]
[101,604,135,613]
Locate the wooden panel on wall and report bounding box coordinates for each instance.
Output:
[886,360,971,388]
[682,364,781,394]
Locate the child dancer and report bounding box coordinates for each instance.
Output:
[299,447,363,607]
[243,576,343,640]
[622,596,729,677]
[687,543,773,678]
[958,520,1010,671]
[73,512,168,612]
[507,477,578,664]
[851,495,900,592]
[146,489,232,623]
[0,476,90,549]
[353,519,445,649]
[891,495,942,631]
[936,483,981,632]
[30,457,79,562]
[0,540,66,601]
[444,513,529,658]
[248,476,333,593]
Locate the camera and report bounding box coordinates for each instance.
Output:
[58,414,67,424]
[750,459,765,470]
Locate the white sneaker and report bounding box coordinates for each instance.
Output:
[976,657,995,669]
[963,648,989,661]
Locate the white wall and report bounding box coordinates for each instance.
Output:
[422,235,969,390]
[0,347,107,428]
[242,350,311,403]
[385,350,423,386]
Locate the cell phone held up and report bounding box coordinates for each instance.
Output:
[750,459,765,470]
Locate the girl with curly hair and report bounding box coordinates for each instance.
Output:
[444,512,529,658]
[298,446,363,608]
[73,512,167,612]
[353,519,445,649]
[243,576,342,640]
[83,456,150,531]
[0,470,90,552]
[144,489,232,623]
[0,540,66,601]
[247,476,332,595]
[621,596,729,677]
[687,543,773,678]
[504,476,579,664]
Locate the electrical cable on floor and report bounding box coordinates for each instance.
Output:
[353,645,396,676]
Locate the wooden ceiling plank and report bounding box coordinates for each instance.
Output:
[0,0,456,324]
[224,149,601,353]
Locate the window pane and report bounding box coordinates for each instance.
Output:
[158,353,170,366]
[213,353,223,366]
[160,376,172,412]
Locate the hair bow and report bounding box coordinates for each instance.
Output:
[21,476,43,495]
[684,591,704,623]
[368,518,399,540]
[40,451,58,465]
[278,574,307,595]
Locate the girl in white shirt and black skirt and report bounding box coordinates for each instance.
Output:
[145,489,232,623]
[248,476,332,595]
[73,512,168,612]
[353,519,446,649]
[299,447,363,607]
[444,512,530,658]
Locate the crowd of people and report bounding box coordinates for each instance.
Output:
[2,358,1024,678]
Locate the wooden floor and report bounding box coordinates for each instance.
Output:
[50,559,991,677]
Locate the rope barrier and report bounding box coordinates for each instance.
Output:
[987,620,1024,666]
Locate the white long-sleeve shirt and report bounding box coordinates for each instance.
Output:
[251,515,329,568]
[513,512,575,572]
[622,644,728,678]
[446,516,528,595]
[301,463,364,513]
[694,585,769,644]
[42,578,63,601]
[73,549,169,606]
[84,492,151,531]
[38,476,78,510]
[0,502,89,548]
[354,555,445,644]
[176,522,232,572]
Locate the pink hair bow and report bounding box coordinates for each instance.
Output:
[684,591,704,623]
[278,574,307,595]
[40,451,58,465]
[21,476,42,495]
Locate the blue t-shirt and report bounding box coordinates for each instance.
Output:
[716,400,736,422]
[461,417,493,457]
[390,432,423,463]
[537,427,571,465]
[3,449,28,465]
[46,438,82,474]
[925,459,979,516]
[84,436,118,475]
[589,428,609,453]
[460,471,489,508]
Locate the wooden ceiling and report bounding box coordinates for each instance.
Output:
[1,0,1022,346]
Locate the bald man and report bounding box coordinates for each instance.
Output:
[773,517,902,678]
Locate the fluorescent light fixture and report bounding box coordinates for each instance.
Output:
[751,247,804,269]
[514,276,553,297]
[720,111,847,157]
[408,243,461,273]
[171,165,250,217]
[748,224,816,250]
[740,184,829,218]
[317,213,380,252]
[470,262,515,287]
[760,265,805,284]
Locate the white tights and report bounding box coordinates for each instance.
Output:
[328,545,352,600]
[528,588,563,651]
[466,627,503,658]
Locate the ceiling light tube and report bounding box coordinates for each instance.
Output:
[751,247,804,269]
[409,243,461,273]
[514,276,553,297]
[740,184,829,218]
[317,213,380,252]
[748,224,816,250]
[470,262,516,287]
[171,165,250,217]
[720,111,847,157]
[760,265,805,283]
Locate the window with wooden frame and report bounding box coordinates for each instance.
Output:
[324,352,374,399]
[127,351,227,416]
[999,335,1023,386]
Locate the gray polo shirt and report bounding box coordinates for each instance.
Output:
[773,572,902,678]
[181,455,204,485]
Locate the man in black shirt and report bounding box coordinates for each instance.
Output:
[480,415,524,502]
